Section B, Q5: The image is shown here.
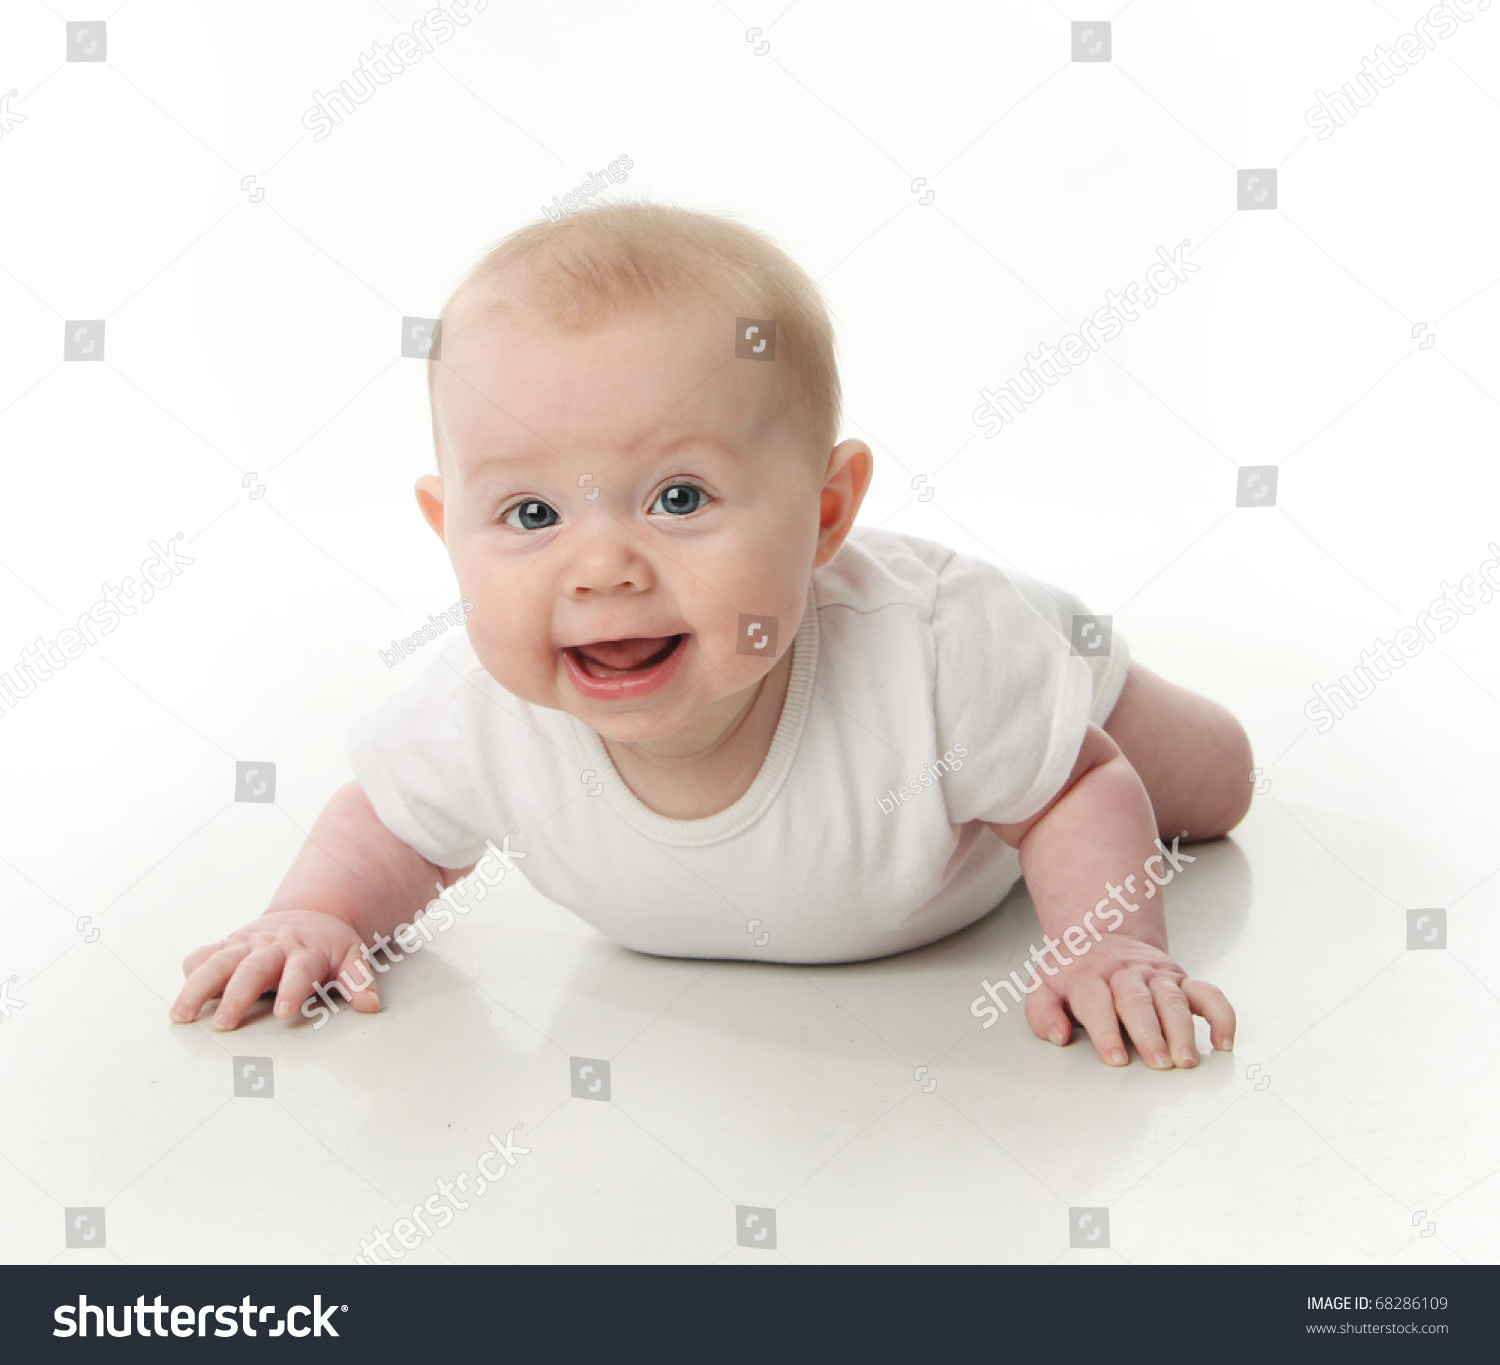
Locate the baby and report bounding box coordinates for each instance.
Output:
[172,201,1252,1069]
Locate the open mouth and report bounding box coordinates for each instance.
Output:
[561,633,690,700]
[567,634,684,678]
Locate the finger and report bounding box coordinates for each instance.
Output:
[1066,976,1129,1066]
[336,944,382,1014]
[1148,974,1198,1068]
[1024,980,1072,1046]
[1182,978,1236,1052]
[273,947,330,1020]
[1112,969,1171,1069]
[211,945,287,1031]
[169,942,250,1023]
[180,941,223,978]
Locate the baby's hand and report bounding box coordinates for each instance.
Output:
[169,910,379,1032]
[1023,931,1235,1069]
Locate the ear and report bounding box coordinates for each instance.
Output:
[813,439,874,569]
[415,475,446,542]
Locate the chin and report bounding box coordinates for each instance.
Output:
[570,703,688,742]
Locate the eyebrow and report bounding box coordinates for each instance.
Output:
[467,431,740,475]
[648,433,741,461]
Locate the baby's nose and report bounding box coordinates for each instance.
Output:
[564,524,655,596]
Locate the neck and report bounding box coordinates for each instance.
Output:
[599,645,796,817]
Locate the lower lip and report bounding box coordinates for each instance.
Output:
[562,635,689,701]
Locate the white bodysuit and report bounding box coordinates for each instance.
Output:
[349,528,1129,963]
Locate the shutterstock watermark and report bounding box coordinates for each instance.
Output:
[542,154,633,221]
[973,240,1200,437]
[1304,544,1500,733]
[0,88,26,140]
[55,1295,341,1338]
[968,836,1197,1027]
[354,1126,530,1263]
[301,0,488,141]
[0,536,194,719]
[1304,0,1492,140]
[877,744,967,814]
[378,597,473,668]
[300,834,526,1028]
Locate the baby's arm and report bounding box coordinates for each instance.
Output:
[170,780,473,1032]
[988,725,1236,1068]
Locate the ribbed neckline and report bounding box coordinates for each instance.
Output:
[565,589,820,847]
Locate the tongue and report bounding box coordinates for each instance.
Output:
[579,636,674,671]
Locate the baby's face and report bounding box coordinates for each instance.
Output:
[421,295,836,747]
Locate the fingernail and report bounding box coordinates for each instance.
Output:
[1217,1037,1234,1052]
[169,1010,186,1023]
[1179,1050,1197,1067]
[1109,1049,1127,1066]
[1152,1052,1172,1069]
[1048,1028,1066,1045]
[211,1013,228,1030]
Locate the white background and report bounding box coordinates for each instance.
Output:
[1,0,1498,1264]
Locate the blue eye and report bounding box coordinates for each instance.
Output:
[504,499,559,531]
[652,483,707,517]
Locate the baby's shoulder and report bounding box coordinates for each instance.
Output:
[816,528,1026,623]
[815,528,956,618]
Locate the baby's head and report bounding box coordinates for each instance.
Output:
[415,201,872,748]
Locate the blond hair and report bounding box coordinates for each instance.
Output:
[427,199,842,464]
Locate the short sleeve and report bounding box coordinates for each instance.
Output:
[931,553,1094,826]
[347,645,496,869]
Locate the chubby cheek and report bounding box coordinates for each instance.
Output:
[680,547,809,677]
[457,583,559,704]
